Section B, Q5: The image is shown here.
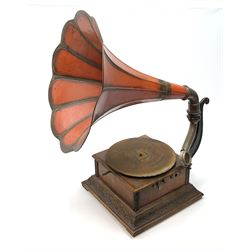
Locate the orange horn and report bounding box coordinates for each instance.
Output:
[49,10,208,155]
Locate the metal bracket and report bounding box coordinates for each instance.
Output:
[180,86,209,166]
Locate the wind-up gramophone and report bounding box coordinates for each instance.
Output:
[49,10,209,236]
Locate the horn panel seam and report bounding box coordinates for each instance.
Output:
[51,75,102,85]
[51,97,98,110]
[53,113,93,140]
[59,44,102,69]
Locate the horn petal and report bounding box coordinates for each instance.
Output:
[62,21,102,65]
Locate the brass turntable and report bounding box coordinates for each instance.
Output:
[106,136,176,177]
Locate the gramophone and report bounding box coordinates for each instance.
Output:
[49,10,209,236]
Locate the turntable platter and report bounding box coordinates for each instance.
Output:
[106,136,177,177]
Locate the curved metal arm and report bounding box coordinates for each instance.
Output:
[180,87,209,166]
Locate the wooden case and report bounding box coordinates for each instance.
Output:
[82,149,203,236]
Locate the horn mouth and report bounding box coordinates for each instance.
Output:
[49,11,103,153]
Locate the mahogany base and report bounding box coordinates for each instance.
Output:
[82,175,203,237]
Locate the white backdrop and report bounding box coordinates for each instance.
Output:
[0,1,249,250]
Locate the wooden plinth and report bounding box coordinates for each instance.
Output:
[82,176,203,236]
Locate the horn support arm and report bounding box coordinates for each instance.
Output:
[179,86,209,166]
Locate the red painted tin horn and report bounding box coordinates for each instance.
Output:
[49,10,208,164]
